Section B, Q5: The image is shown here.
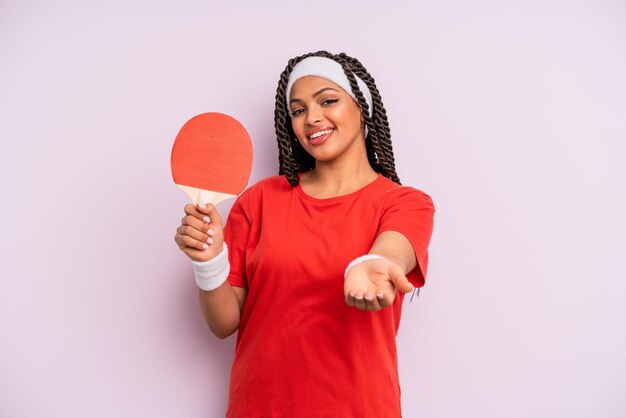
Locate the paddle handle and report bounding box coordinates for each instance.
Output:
[177,185,236,206]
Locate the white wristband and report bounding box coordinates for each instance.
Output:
[191,243,230,291]
[344,254,385,278]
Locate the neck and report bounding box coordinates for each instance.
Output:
[301,142,378,198]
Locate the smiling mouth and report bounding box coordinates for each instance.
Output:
[308,129,334,145]
[308,129,334,140]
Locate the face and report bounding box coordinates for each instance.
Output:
[288,76,365,164]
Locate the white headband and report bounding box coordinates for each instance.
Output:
[285,56,373,118]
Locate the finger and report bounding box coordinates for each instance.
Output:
[363,291,376,303]
[203,204,223,227]
[174,233,185,249]
[387,264,414,294]
[182,215,214,235]
[180,246,204,259]
[376,289,396,308]
[345,291,356,307]
[196,197,211,214]
[184,204,210,223]
[180,245,221,263]
[178,234,210,251]
[353,293,367,311]
[364,294,382,312]
[177,224,213,245]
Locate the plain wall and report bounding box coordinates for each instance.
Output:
[1,1,624,417]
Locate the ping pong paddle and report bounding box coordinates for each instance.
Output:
[171,112,253,206]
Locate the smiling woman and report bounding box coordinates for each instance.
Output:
[174,50,435,418]
[289,77,366,165]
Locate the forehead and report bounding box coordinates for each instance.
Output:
[289,76,349,99]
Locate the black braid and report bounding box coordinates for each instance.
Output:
[274,51,401,186]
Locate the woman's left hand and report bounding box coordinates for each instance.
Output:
[344,258,414,312]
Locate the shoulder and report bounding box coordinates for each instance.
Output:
[240,175,292,198]
[233,175,293,210]
[374,177,436,269]
[374,176,435,212]
[251,175,292,191]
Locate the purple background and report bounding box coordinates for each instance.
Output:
[1,1,625,417]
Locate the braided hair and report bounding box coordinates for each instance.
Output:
[274,50,401,186]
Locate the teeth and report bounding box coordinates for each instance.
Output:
[309,129,333,139]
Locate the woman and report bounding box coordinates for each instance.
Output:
[175,51,435,417]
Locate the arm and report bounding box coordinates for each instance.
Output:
[175,203,247,338]
[369,230,417,276]
[199,283,247,339]
[344,230,417,312]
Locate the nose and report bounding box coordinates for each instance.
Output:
[305,104,322,126]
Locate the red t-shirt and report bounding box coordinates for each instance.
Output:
[223,174,435,418]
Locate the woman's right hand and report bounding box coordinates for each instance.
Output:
[174,203,225,262]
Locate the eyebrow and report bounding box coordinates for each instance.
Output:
[289,87,341,105]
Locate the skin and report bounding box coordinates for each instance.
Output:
[174,75,417,337]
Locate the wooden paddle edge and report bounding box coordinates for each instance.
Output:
[176,185,237,206]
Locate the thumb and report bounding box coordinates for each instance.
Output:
[387,263,414,294]
[196,197,211,214]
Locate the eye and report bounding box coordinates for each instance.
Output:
[290,108,305,117]
[322,99,339,106]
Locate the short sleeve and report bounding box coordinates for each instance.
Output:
[378,187,435,287]
[224,194,252,288]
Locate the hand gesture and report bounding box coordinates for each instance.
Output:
[174,202,225,262]
[344,258,414,312]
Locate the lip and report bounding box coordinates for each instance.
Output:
[307,127,335,145]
